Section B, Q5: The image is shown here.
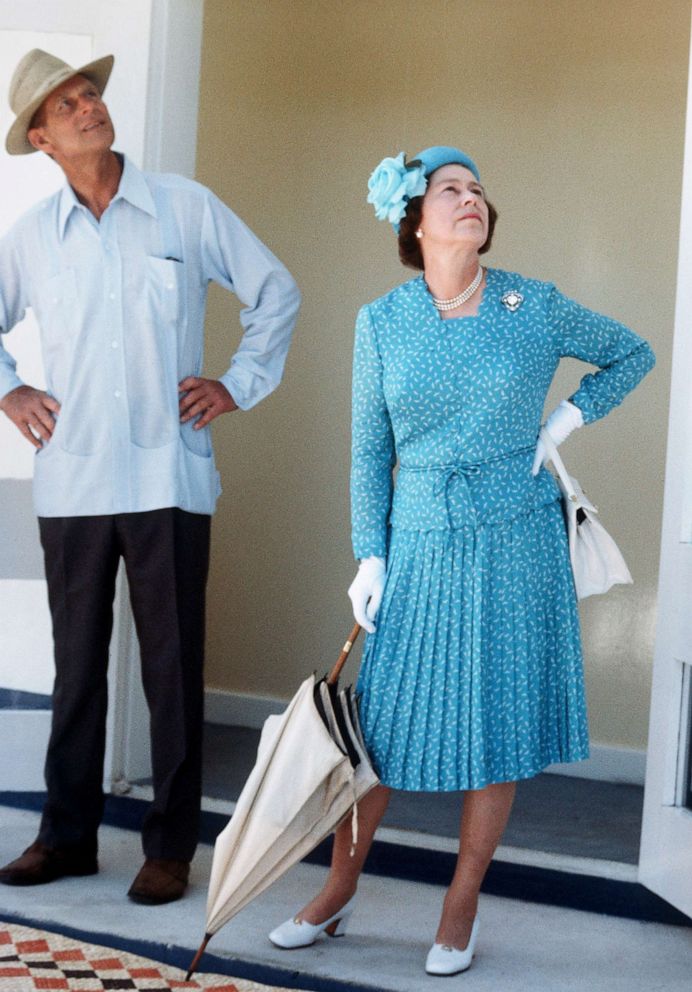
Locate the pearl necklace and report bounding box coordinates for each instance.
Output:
[430,266,484,312]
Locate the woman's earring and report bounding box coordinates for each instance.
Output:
[415,229,424,239]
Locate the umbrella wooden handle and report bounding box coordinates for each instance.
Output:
[327,623,362,684]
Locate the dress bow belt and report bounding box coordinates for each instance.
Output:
[398,445,536,530]
[431,463,481,529]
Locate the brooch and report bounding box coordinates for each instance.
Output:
[501,290,524,312]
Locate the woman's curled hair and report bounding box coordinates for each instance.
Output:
[398,196,498,270]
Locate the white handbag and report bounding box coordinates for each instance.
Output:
[539,428,633,599]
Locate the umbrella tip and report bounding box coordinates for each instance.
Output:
[185,933,211,982]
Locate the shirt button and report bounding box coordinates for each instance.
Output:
[114,390,121,398]
[111,341,118,349]
[166,283,174,290]
[109,292,115,300]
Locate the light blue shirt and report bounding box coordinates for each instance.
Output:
[0,156,300,516]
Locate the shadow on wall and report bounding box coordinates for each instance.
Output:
[197,0,685,756]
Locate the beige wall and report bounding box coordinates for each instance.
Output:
[195,0,689,752]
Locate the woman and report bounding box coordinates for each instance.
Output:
[269,146,655,975]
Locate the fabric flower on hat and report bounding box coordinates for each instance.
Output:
[367,152,427,226]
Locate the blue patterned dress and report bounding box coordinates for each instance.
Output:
[352,268,655,791]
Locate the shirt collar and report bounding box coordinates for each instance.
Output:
[57,154,158,241]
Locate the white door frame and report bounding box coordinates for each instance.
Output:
[0,0,204,792]
[638,9,692,919]
[0,0,157,791]
[105,0,204,791]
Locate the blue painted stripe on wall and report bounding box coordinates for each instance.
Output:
[0,688,52,710]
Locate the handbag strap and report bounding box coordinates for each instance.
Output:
[539,428,579,503]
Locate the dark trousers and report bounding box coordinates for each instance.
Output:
[37,509,211,861]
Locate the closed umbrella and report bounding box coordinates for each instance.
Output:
[186,623,377,980]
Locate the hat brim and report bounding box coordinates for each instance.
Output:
[6,53,114,156]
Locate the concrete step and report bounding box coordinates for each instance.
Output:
[1,803,690,992]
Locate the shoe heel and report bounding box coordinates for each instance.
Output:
[269,895,356,949]
[325,910,351,938]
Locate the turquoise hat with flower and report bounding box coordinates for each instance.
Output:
[367,145,480,232]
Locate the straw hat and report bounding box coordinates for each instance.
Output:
[6,48,114,155]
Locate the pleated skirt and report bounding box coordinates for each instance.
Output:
[356,499,589,791]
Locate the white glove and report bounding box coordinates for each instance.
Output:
[348,555,386,634]
[532,400,584,476]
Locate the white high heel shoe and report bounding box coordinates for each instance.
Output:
[269,895,356,949]
[425,916,480,976]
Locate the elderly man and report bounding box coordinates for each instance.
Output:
[0,49,300,903]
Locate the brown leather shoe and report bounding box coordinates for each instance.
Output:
[0,840,98,886]
[127,858,190,904]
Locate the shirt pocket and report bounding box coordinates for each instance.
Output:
[123,256,182,449]
[33,269,111,456]
[145,255,182,325]
[33,269,78,387]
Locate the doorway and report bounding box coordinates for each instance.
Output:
[0,0,203,793]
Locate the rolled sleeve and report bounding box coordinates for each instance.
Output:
[201,193,300,410]
[0,231,29,401]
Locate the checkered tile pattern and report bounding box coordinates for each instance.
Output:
[0,924,300,992]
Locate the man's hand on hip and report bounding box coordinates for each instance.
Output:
[0,385,61,448]
[178,377,238,429]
